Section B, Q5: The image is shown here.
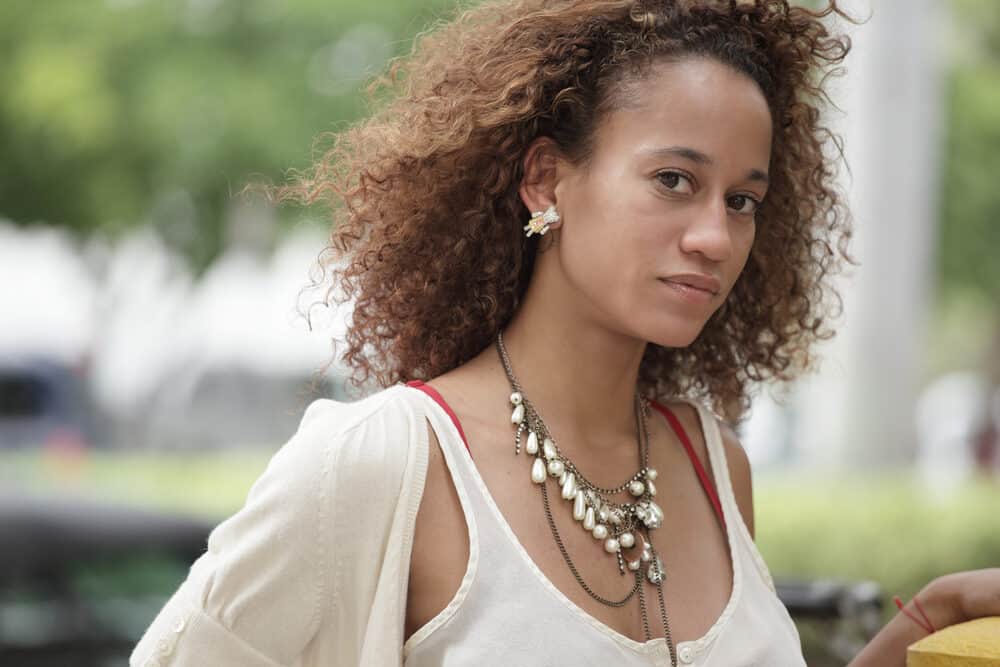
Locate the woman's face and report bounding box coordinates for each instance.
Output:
[551,57,773,348]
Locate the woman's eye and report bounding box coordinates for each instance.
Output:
[727,194,760,215]
[655,171,694,194]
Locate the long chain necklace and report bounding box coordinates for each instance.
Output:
[496,330,677,666]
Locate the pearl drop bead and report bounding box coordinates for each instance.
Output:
[531,457,546,484]
[619,532,635,548]
[583,507,596,530]
[510,391,522,405]
[628,558,642,571]
[561,473,576,500]
[598,507,609,522]
[604,538,620,554]
[542,439,557,460]
[629,480,645,497]
[511,403,525,424]
[547,459,564,477]
[647,480,657,497]
[525,431,539,455]
[592,524,608,540]
[647,467,658,480]
[573,492,586,520]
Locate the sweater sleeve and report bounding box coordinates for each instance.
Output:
[129,390,415,667]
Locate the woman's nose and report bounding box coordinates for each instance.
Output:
[678,199,733,263]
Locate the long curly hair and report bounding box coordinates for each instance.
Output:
[278,0,854,422]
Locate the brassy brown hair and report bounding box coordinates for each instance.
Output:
[279,0,854,423]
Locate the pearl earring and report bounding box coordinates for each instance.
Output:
[524,204,560,238]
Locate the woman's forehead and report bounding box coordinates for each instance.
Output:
[592,58,773,171]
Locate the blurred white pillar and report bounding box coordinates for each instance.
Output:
[788,0,945,469]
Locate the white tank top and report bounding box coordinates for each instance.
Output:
[403,389,806,667]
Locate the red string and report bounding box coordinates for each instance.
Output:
[893,594,936,635]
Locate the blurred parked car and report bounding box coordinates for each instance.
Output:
[0,356,94,450]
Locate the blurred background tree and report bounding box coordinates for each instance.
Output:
[938,0,1000,304]
[938,0,1000,303]
[920,0,1000,379]
[0,0,454,272]
[941,0,1000,306]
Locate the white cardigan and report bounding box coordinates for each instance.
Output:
[131,384,431,667]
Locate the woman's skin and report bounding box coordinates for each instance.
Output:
[404,56,1000,665]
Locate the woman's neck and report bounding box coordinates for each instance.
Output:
[497,272,649,453]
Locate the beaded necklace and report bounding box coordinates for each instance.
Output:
[496,330,677,666]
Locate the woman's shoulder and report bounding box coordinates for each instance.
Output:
[653,394,755,537]
[289,383,429,483]
[650,395,714,445]
[297,382,423,439]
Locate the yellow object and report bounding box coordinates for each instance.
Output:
[907,617,1000,667]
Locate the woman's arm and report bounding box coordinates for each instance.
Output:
[130,399,342,666]
[847,569,1000,667]
[129,389,421,667]
[846,578,959,667]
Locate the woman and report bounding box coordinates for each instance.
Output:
[132,1,1000,666]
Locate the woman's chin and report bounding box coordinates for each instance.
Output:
[642,326,704,350]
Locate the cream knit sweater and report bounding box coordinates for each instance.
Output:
[131,384,430,667]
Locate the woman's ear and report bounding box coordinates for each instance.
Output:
[518,137,564,230]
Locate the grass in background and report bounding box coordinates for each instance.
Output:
[756,471,1000,609]
[0,447,273,519]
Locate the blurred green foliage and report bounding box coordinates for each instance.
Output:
[0,449,273,518]
[756,473,1000,608]
[941,0,1000,305]
[0,0,457,271]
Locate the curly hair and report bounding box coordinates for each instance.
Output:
[278,0,855,423]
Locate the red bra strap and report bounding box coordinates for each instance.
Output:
[648,400,726,530]
[406,380,473,458]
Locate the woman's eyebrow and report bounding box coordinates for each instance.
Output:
[641,145,769,185]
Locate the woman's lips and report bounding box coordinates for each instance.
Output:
[657,278,716,303]
[659,273,721,294]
